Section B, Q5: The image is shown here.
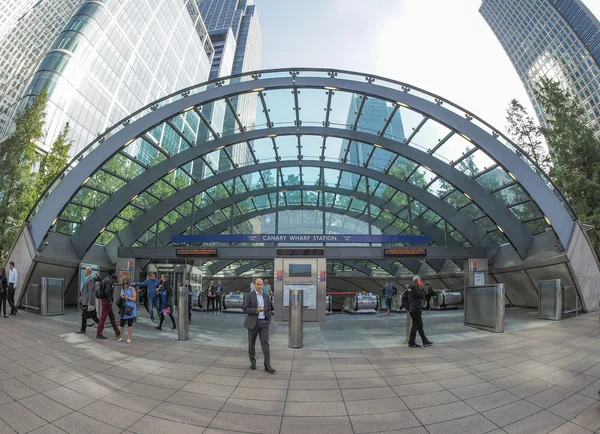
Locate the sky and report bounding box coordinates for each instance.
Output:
[252,0,600,136]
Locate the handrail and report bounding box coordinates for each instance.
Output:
[25,67,576,221]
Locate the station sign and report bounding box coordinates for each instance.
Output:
[276,248,325,257]
[383,247,427,258]
[175,248,219,257]
[172,234,431,244]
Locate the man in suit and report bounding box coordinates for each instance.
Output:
[243,277,276,374]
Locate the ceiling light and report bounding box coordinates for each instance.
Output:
[182,106,195,112]
[422,166,432,171]
[51,217,59,226]
[544,216,551,225]
[268,134,277,138]
[396,102,409,108]
[460,134,472,142]
[125,138,135,146]
[497,226,504,233]
[324,86,337,91]
[168,168,176,174]
[131,194,139,201]
[83,176,91,185]
[100,226,106,234]
[216,145,226,150]
[463,192,472,200]
[508,172,517,181]
[252,87,265,92]
[373,144,382,148]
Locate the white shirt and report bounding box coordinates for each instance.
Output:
[256,291,265,319]
[250,282,255,292]
[8,268,17,287]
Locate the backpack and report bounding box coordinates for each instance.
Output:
[95,277,113,299]
[93,281,102,299]
[400,290,410,311]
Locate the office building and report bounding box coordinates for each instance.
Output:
[480,0,600,134]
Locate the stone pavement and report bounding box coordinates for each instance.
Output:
[0,310,600,433]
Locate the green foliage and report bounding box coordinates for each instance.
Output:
[534,78,600,253]
[0,90,72,260]
[505,99,551,174]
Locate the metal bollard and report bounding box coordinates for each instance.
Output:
[405,311,412,344]
[288,289,303,348]
[177,287,189,341]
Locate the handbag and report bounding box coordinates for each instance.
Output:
[84,306,97,319]
[162,307,170,315]
[123,304,134,316]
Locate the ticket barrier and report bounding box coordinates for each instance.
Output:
[223,292,245,313]
[326,295,332,315]
[430,290,463,310]
[343,293,380,314]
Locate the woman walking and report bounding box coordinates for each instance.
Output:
[206,280,216,311]
[156,274,176,330]
[0,268,7,318]
[119,278,137,343]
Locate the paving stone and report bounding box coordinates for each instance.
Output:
[284,401,347,417]
[547,422,595,433]
[503,410,565,434]
[128,415,202,434]
[230,386,287,401]
[19,393,72,423]
[286,389,343,402]
[0,401,47,433]
[464,390,521,412]
[401,390,460,410]
[101,390,162,414]
[345,397,407,415]
[280,416,353,434]
[547,393,596,420]
[450,381,501,400]
[79,400,143,429]
[569,401,600,431]
[350,411,422,433]
[507,379,554,399]
[42,386,95,411]
[149,402,218,427]
[167,390,228,410]
[526,386,575,409]
[425,414,499,434]
[209,411,281,434]
[222,397,285,416]
[483,400,543,427]
[341,386,397,401]
[412,401,477,425]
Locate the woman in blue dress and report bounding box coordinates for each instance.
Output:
[119,278,137,343]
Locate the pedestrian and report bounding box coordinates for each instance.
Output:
[407,275,433,348]
[0,268,8,318]
[384,280,396,316]
[156,274,176,330]
[215,281,224,311]
[206,281,215,311]
[7,262,17,315]
[263,279,271,296]
[96,269,121,340]
[185,279,193,324]
[134,272,161,323]
[424,281,433,310]
[243,277,275,374]
[77,267,99,334]
[118,278,136,343]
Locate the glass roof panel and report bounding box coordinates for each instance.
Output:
[494,184,530,206]
[408,167,435,188]
[262,89,295,127]
[349,198,367,213]
[388,157,417,179]
[525,219,549,234]
[323,136,344,162]
[302,167,321,186]
[72,187,108,209]
[510,202,543,221]
[445,190,471,208]
[274,135,299,161]
[303,190,319,206]
[461,203,485,220]
[368,147,395,172]
[301,135,324,160]
[397,106,425,143]
[475,167,511,190]
[411,118,451,153]
[251,137,276,163]
[297,88,328,126]
[432,133,475,165]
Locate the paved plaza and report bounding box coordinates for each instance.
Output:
[0,309,599,433]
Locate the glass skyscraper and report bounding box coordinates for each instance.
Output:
[1,0,214,161]
[197,0,262,173]
[480,0,600,134]
[339,95,405,187]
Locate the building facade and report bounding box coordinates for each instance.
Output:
[480,0,600,134]
[0,0,84,141]
[2,0,214,161]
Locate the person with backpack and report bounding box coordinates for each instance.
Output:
[406,275,433,348]
[384,280,396,316]
[156,274,176,331]
[96,269,121,340]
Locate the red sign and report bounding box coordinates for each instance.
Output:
[276,270,283,281]
[319,271,326,282]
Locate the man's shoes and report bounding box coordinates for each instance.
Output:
[408,343,421,348]
[96,335,107,340]
[3,316,7,318]
[155,326,162,330]
[116,333,121,338]
[250,361,256,370]
[76,330,85,334]
[265,366,276,374]
[423,341,433,347]
[172,325,177,330]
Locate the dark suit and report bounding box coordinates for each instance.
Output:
[243,291,271,367]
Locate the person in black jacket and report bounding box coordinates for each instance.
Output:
[0,268,7,318]
[156,274,176,330]
[407,275,433,348]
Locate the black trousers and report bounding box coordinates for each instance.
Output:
[248,319,270,367]
[81,306,99,332]
[207,297,215,310]
[7,284,16,314]
[159,311,176,328]
[215,294,222,310]
[188,295,193,321]
[0,291,6,316]
[409,310,428,345]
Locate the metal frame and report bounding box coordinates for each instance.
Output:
[29,72,575,261]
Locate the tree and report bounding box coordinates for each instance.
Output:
[36,123,72,195]
[0,91,49,260]
[534,78,600,253]
[505,99,551,174]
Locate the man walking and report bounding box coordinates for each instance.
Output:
[134,272,161,323]
[215,281,223,311]
[243,278,275,374]
[185,279,193,323]
[77,267,98,334]
[384,280,396,316]
[407,275,433,348]
[7,262,17,315]
[96,269,121,340]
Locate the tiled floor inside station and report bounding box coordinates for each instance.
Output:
[1,307,600,433]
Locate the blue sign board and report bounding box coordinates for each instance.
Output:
[172,234,431,244]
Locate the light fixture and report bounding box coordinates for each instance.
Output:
[83,176,91,185]
[125,138,135,147]
[324,86,337,91]
[497,226,504,233]
[422,166,432,171]
[268,133,277,138]
[252,87,265,92]
[463,192,472,200]
[51,217,59,226]
[373,143,382,148]
[508,172,517,181]
[460,133,472,142]
[168,168,176,174]
[396,101,409,108]
[216,145,226,150]
[100,226,106,234]
[544,216,551,225]
[182,106,195,113]
[131,194,139,201]
[214,209,220,213]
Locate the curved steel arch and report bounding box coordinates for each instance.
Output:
[143,185,466,249]
[80,125,521,258]
[30,74,572,257]
[102,161,491,261]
